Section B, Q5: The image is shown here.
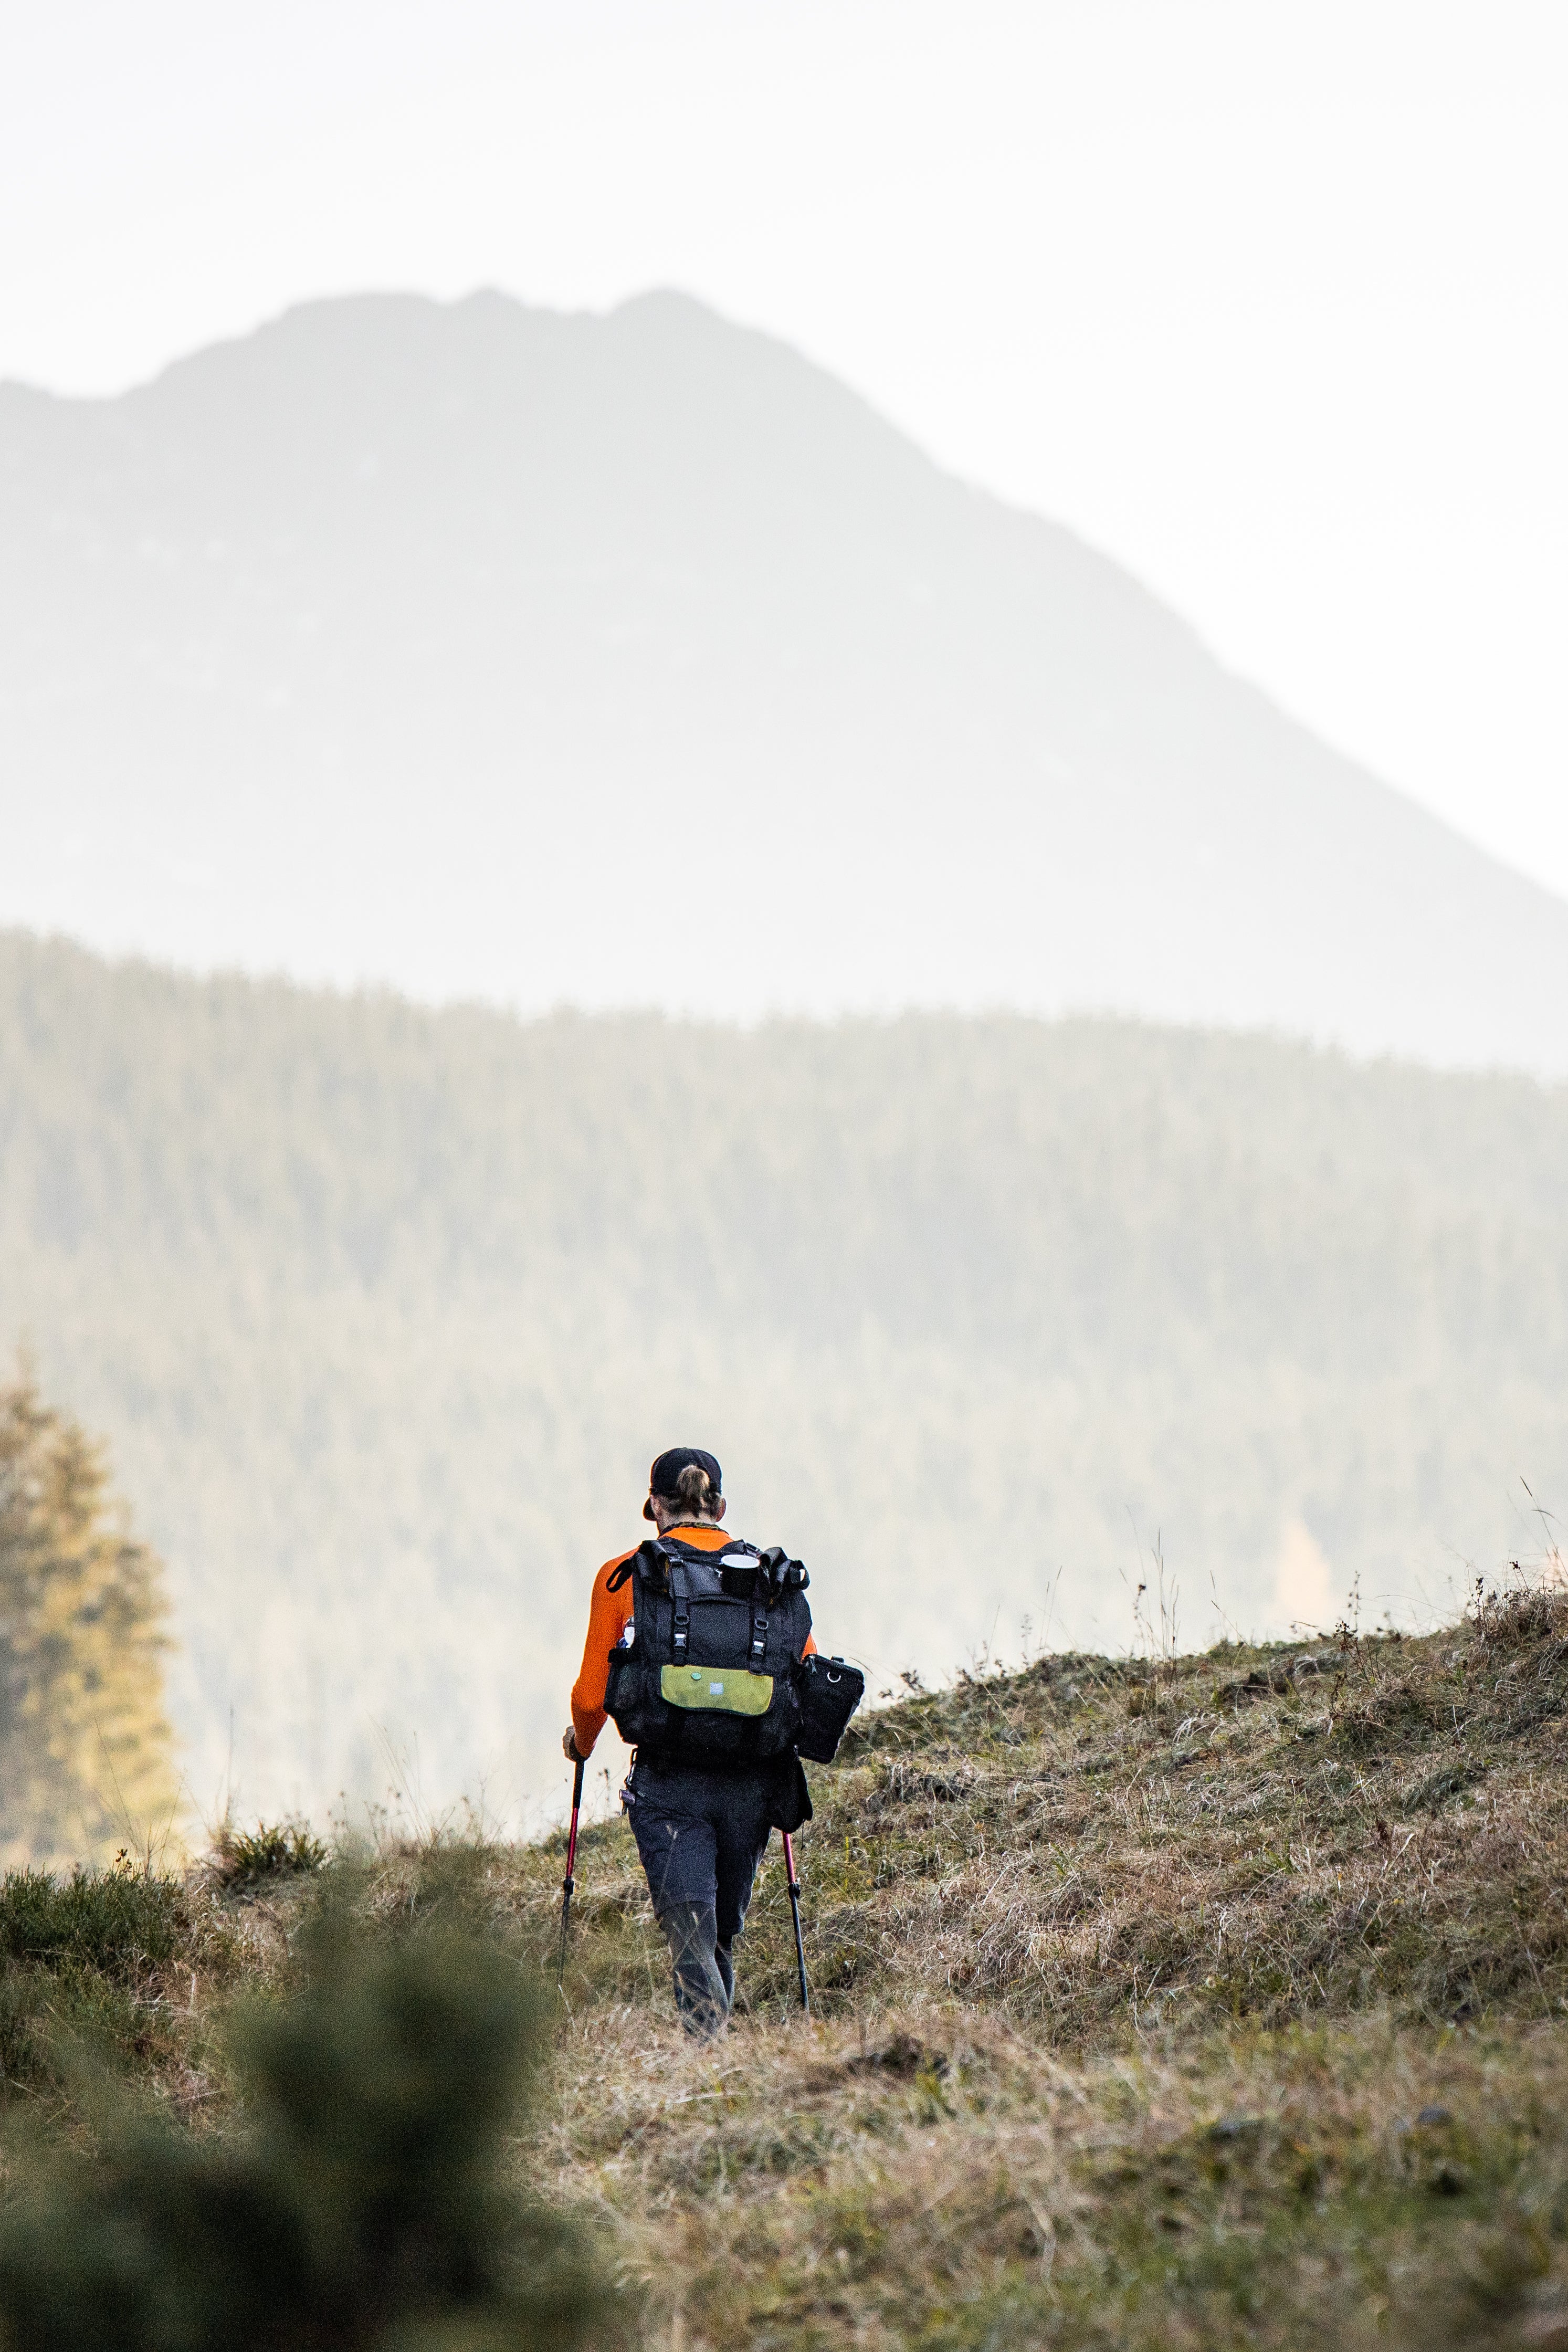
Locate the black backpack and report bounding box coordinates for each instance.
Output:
[603,1536,815,1765]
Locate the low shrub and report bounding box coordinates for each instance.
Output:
[0,1867,182,1980]
[1471,1580,1568,1651]
[212,1821,327,1892]
[0,1926,617,2351]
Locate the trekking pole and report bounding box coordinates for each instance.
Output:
[557,1757,585,1990]
[781,1830,809,2014]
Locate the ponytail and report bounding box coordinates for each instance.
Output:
[671,1462,723,1520]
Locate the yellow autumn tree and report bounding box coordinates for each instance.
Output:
[0,1369,180,1866]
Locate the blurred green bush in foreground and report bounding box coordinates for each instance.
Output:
[0,1920,616,2351]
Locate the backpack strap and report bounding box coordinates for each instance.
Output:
[607,1537,669,1594]
[749,1600,769,1672]
[668,1555,691,1665]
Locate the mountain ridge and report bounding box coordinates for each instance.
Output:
[3,287,1566,1068]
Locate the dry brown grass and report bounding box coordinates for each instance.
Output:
[531,1586,1568,2040]
[521,1583,1568,2347]
[8,1586,1568,2346]
[542,2001,1568,2351]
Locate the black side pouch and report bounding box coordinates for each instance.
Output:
[603,1644,661,1750]
[764,1754,813,1834]
[794,1654,866,1763]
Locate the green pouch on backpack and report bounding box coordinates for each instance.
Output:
[659,1664,775,1716]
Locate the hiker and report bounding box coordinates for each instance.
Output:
[563,1446,830,2036]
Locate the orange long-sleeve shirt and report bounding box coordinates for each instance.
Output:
[570,1523,817,1757]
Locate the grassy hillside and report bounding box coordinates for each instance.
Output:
[3,928,1567,1826]
[4,1583,1567,2347]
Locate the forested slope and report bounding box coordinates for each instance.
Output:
[2,928,1565,1828]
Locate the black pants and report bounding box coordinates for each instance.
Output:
[626,1755,775,2036]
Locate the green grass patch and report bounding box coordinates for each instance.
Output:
[0,1868,183,1979]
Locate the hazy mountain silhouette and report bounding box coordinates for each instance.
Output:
[4,287,1567,1069]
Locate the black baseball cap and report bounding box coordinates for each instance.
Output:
[644,1446,722,1519]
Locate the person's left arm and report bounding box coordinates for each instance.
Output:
[565,1552,635,1758]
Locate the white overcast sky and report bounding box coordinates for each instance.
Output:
[4,0,1565,902]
